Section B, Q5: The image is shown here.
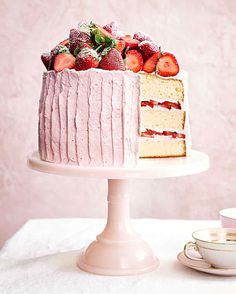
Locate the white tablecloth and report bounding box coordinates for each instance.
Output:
[0,219,235,293]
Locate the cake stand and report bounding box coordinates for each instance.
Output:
[28,150,209,275]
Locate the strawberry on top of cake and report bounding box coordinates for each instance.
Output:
[41,21,179,77]
[39,21,189,165]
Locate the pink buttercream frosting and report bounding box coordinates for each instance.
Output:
[38,68,140,167]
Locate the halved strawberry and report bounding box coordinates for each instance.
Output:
[149,100,158,108]
[115,39,125,52]
[59,39,69,47]
[75,48,99,71]
[121,35,139,49]
[157,53,179,77]
[54,53,76,72]
[125,50,143,73]
[159,101,181,110]
[163,131,184,138]
[143,52,159,73]
[138,41,160,61]
[99,48,125,71]
[176,133,186,139]
[163,131,174,137]
[141,101,149,107]
[141,129,162,137]
[141,131,154,138]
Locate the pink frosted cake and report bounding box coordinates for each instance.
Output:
[39,21,191,167]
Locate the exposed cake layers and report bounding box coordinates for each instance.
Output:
[38,68,140,167]
[139,71,191,158]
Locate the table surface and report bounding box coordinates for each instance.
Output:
[0,219,235,294]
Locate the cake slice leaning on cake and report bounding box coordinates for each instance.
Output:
[39,21,191,167]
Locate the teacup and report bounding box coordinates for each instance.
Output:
[184,228,236,269]
[219,208,236,228]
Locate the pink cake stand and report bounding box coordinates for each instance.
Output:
[28,150,209,276]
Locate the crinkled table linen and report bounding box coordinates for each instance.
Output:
[0,219,235,294]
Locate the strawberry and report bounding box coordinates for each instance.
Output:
[69,28,91,55]
[157,52,179,77]
[51,45,69,57]
[73,42,93,57]
[162,131,185,138]
[143,52,159,73]
[115,39,125,52]
[99,48,125,71]
[54,53,76,72]
[125,50,143,73]
[95,24,114,38]
[138,41,160,61]
[121,35,139,49]
[141,129,162,137]
[103,21,124,39]
[176,133,186,139]
[133,32,153,42]
[149,100,158,108]
[141,132,154,138]
[59,39,69,47]
[41,53,51,70]
[103,21,118,36]
[163,131,173,137]
[141,101,149,107]
[75,48,99,71]
[159,101,181,110]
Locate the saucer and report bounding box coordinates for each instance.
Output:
[177,251,236,276]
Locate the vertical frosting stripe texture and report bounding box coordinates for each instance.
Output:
[75,70,90,165]
[38,69,140,167]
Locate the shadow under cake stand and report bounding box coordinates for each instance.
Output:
[28,150,209,276]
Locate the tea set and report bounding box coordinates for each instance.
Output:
[178,208,236,276]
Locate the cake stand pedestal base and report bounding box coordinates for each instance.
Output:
[28,150,209,276]
[78,179,159,275]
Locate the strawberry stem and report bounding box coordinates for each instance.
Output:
[95,44,103,52]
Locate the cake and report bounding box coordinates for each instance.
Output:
[39,21,191,167]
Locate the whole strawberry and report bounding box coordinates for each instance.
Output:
[51,45,69,57]
[69,28,91,55]
[41,53,51,70]
[103,21,119,37]
[138,41,160,61]
[99,48,125,71]
[75,48,99,71]
[133,32,153,42]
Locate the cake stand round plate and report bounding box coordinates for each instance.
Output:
[28,150,209,179]
[28,150,209,276]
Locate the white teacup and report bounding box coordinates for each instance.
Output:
[184,228,236,269]
[219,208,236,228]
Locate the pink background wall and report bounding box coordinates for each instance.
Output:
[0,0,236,247]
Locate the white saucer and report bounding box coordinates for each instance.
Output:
[177,251,236,276]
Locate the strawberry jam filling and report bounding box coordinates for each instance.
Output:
[141,100,181,110]
[141,129,185,139]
